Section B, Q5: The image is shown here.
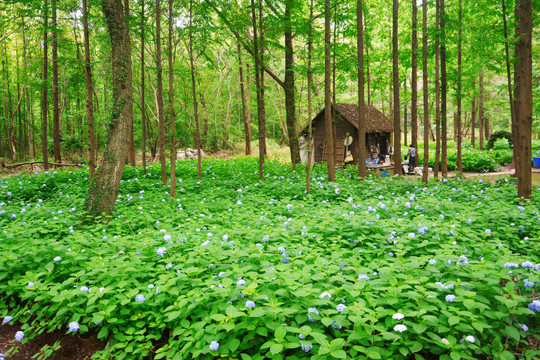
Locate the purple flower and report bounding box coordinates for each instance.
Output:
[445,294,456,303]
[15,331,24,342]
[245,300,255,309]
[308,307,319,322]
[209,341,220,351]
[69,321,80,332]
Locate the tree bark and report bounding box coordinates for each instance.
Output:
[169,0,176,198]
[471,96,476,148]
[422,0,429,184]
[22,18,34,159]
[392,0,401,176]
[141,0,147,175]
[83,0,133,220]
[156,0,167,184]
[456,0,462,172]
[284,2,299,168]
[364,9,371,106]
[52,0,61,164]
[189,0,202,180]
[478,71,484,150]
[42,0,49,170]
[411,0,418,150]
[306,0,315,193]
[357,0,366,179]
[325,0,335,182]
[514,0,532,199]
[434,0,440,177]
[237,41,251,155]
[502,0,516,169]
[404,80,407,147]
[83,0,96,180]
[440,0,447,177]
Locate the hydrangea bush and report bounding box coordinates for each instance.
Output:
[0,158,539,359]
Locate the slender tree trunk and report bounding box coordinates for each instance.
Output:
[411,0,418,150]
[502,0,516,168]
[440,0,447,176]
[364,9,371,106]
[284,2,299,168]
[404,80,408,147]
[189,0,202,180]
[478,71,484,150]
[422,0,429,184]
[22,18,34,159]
[471,96,476,147]
[514,0,532,199]
[357,0,366,179]
[156,0,167,184]
[52,0,61,164]
[42,0,49,170]
[456,0,463,172]
[123,0,135,166]
[83,0,133,220]
[306,0,315,193]
[392,0,401,176]
[434,0,441,177]
[237,41,251,155]
[141,0,147,175]
[83,0,96,180]
[169,0,176,197]
[324,0,335,181]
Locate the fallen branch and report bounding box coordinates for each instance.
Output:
[1,161,82,170]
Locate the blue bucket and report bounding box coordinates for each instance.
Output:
[534,157,540,168]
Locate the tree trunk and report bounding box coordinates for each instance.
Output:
[52,0,61,164]
[440,0,447,177]
[392,0,401,176]
[422,0,430,184]
[141,0,147,175]
[364,9,371,106]
[471,96,476,147]
[434,0,441,177]
[83,0,97,180]
[189,0,202,180]
[502,0,516,168]
[404,80,407,147]
[324,0,335,182]
[411,0,418,150]
[284,2,299,168]
[514,0,532,199]
[22,18,34,159]
[478,71,484,150]
[125,0,135,166]
[237,41,251,155]
[83,0,133,220]
[169,0,176,198]
[456,0,462,172]
[357,0,366,179]
[156,0,167,184]
[252,0,266,181]
[42,0,49,170]
[306,0,315,193]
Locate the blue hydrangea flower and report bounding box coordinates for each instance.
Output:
[245,300,255,309]
[358,274,369,281]
[445,294,456,303]
[163,234,171,241]
[69,321,79,332]
[336,304,347,312]
[408,232,415,238]
[485,229,491,235]
[236,279,246,286]
[15,331,24,342]
[135,294,145,302]
[319,292,332,299]
[331,321,342,329]
[156,247,166,257]
[3,315,12,324]
[524,279,535,288]
[521,261,534,269]
[528,300,540,312]
[299,333,305,340]
[262,235,269,242]
[429,259,437,265]
[301,343,313,352]
[518,323,529,332]
[209,341,220,351]
[504,262,519,268]
[307,307,319,322]
[53,256,61,262]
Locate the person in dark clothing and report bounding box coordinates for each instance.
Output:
[407,145,417,173]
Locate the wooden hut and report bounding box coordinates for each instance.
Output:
[301,103,394,165]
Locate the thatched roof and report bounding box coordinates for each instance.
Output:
[305,103,393,133]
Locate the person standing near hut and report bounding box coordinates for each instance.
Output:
[407,144,418,173]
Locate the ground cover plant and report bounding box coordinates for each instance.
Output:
[0,157,539,359]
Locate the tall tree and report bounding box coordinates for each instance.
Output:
[83,0,133,219]
[514,0,532,199]
[22,16,34,159]
[440,0,447,177]
[357,0,366,179]
[125,0,135,166]
[502,0,516,168]
[392,0,401,176]
[83,0,96,179]
[189,0,202,180]
[471,96,476,148]
[237,41,251,155]
[324,0,335,182]
[168,0,176,198]
[456,0,462,172]
[422,0,429,184]
[42,0,49,170]
[411,0,418,150]
[306,0,315,193]
[434,0,441,177]
[52,0,61,164]
[141,0,147,175]
[156,0,167,184]
[478,71,484,150]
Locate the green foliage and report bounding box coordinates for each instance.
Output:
[486,131,513,151]
[0,158,539,359]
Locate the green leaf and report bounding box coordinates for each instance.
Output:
[505,325,520,341]
[450,351,461,360]
[249,308,266,318]
[448,317,460,326]
[409,342,422,353]
[270,343,283,355]
[228,338,240,352]
[275,327,286,340]
[321,317,334,327]
[45,262,54,272]
[330,350,347,359]
[463,299,475,309]
[366,347,383,359]
[210,314,227,322]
